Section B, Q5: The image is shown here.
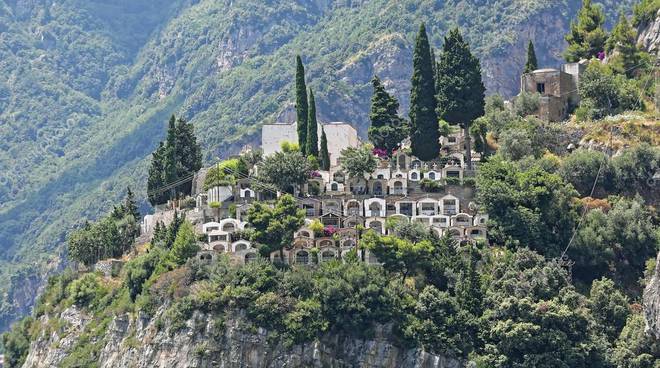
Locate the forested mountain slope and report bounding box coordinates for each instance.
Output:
[0,0,635,332]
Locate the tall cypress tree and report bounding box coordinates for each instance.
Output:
[295,56,309,155]
[320,128,330,170]
[409,23,439,161]
[436,28,485,170]
[173,116,203,195]
[524,40,538,73]
[306,89,319,157]
[124,187,140,221]
[368,76,407,154]
[564,0,607,62]
[606,12,642,77]
[147,142,166,205]
[430,47,438,88]
[163,115,178,191]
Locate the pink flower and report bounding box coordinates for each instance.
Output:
[323,225,337,236]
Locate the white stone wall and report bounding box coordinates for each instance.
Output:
[323,122,359,166]
[262,122,298,156]
[261,121,359,166]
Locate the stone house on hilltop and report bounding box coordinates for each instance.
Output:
[519,60,588,122]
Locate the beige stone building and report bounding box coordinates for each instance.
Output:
[519,61,587,122]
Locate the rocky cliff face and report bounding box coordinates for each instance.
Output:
[644,252,660,339]
[637,9,660,56]
[22,306,464,368]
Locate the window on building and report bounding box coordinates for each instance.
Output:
[536,82,545,94]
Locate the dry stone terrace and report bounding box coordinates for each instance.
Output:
[141,123,487,266]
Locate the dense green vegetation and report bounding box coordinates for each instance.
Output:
[67,188,140,266]
[0,0,640,333]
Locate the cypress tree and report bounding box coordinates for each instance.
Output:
[124,187,140,221]
[430,47,438,89]
[436,28,485,170]
[564,0,607,62]
[320,128,330,170]
[606,13,642,77]
[524,40,538,73]
[409,23,439,161]
[163,115,178,198]
[368,76,407,154]
[295,56,309,155]
[147,142,167,206]
[306,89,319,157]
[173,116,203,195]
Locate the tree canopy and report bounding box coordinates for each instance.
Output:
[368,76,407,155]
[564,0,607,61]
[147,115,202,205]
[435,28,485,168]
[409,23,439,161]
[247,194,305,259]
[606,13,643,77]
[257,150,311,193]
[339,145,378,179]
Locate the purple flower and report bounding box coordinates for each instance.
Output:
[310,171,321,178]
[372,147,388,158]
[597,51,605,60]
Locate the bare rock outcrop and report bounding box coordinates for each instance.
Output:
[644,252,660,339]
[22,307,465,368]
[637,9,660,56]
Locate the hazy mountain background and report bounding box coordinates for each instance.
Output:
[0,0,635,333]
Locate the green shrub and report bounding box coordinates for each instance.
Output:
[123,248,164,301]
[1,317,34,368]
[462,177,476,187]
[420,178,444,192]
[34,269,77,317]
[67,273,107,309]
[578,63,644,119]
[283,299,327,346]
[513,91,540,117]
[445,177,461,185]
[165,297,195,333]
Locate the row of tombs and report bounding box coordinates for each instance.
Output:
[197,194,487,265]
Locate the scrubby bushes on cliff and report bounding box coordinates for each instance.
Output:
[1,317,34,368]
